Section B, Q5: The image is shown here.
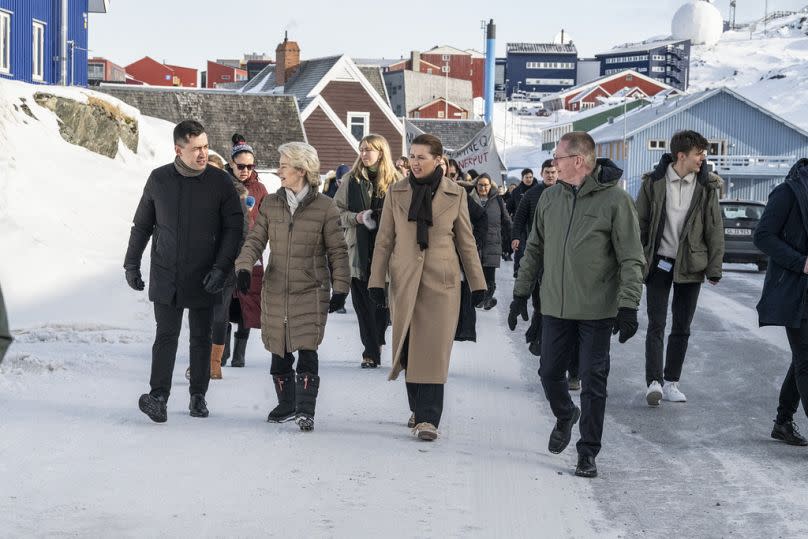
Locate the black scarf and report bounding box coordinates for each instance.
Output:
[407,167,443,250]
[173,156,205,178]
[348,170,385,280]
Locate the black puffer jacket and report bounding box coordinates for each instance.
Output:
[511,182,549,243]
[506,180,537,216]
[124,163,244,308]
[755,159,808,328]
[471,190,512,268]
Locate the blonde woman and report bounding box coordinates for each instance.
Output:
[335,134,400,368]
[234,142,350,431]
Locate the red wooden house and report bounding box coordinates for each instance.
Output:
[543,69,679,111]
[206,60,248,88]
[388,46,486,99]
[125,56,197,87]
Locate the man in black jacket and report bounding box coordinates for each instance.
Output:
[506,168,538,277]
[754,158,808,447]
[124,120,243,422]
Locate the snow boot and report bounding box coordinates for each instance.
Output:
[575,455,597,478]
[267,372,296,423]
[295,373,320,431]
[771,420,808,446]
[138,393,167,423]
[189,393,209,418]
[221,323,232,366]
[210,344,224,379]
[482,282,497,310]
[231,331,249,368]
[413,422,438,441]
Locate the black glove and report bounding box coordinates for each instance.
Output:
[612,307,639,343]
[328,292,348,313]
[368,287,386,307]
[707,276,721,284]
[508,296,529,331]
[470,289,487,307]
[202,267,227,294]
[236,269,251,294]
[125,269,145,291]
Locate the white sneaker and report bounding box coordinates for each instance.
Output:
[646,380,663,406]
[662,381,687,402]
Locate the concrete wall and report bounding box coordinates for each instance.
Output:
[99,86,305,168]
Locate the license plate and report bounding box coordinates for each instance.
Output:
[725,228,752,236]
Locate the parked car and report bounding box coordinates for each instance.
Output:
[719,200,768,272]
[537,109,551,117]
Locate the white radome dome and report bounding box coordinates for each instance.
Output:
[671,0,724,46]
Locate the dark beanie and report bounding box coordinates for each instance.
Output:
[335,164,351,179]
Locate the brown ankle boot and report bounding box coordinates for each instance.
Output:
[210,344,225,379]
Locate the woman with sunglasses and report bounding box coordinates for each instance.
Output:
[213,136,268,374]
[471,174,511,310]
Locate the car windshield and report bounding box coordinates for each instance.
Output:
[721,204,764,220]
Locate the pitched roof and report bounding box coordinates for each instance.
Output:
[408,119,486,151]
[239,55,343,110]
[411,97,468,112]
[544,69,674,102]
[357,66,390,106]
[595,38,689,56]
[590,87,808,142]
[426,45,472,56]
[507,43,577,54]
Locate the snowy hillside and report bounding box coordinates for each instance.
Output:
[689,9,808,129]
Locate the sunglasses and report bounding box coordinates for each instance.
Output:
[236,163,255,171]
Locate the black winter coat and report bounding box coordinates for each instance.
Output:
[124,163,244,309]
[506,180,537,216]
[472,190,512,268]
[755,159,808,328]
[467,197,488,253]
[511,182,548,242]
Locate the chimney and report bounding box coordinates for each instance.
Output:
[560,29,565,44]
[275,31,301,86]
[411,50,421,72]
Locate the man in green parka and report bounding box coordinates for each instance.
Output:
[635,131,724,407]
[509,131,645,478]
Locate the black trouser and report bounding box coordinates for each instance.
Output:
[483,266,496,288]
[211,280,249,345]
[350,278,388,361]
[777,321,808,424]
[644,262,702,385]
[400,333,444,427]
[540,315,613,458]
[151,302,213,399]
[513,241,526,274]
[270,349,319,375]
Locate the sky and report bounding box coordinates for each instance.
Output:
[89,0,807,69]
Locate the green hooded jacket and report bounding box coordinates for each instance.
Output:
[635,154,725,283]
[514,159,645,320]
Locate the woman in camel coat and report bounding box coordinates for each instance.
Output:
[368,134,486,441]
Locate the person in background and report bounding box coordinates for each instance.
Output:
[368,134,487,441]
[334,134,399,369]
[207,154,226,170]
[125,120,243,422]
[507,168,538,278]
[448,159,475,194]
[0,282,11,364]
[509,132,644,478]
[235,142,350,431]
[323,164,350,198]
[395,156,410,177]
[636,130,724,406]
[754,158,808,448]
[471,174,511,310]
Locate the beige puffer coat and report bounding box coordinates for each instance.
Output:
[235,187,350,353]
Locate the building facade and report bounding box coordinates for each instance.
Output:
[595,39,691,92]
[125,56,197,87]
[542,69,680,112]
[384,69,473,119]
[590,87,808,201]
[505,43,578,97]
[205,60,247,88]
[387,46,485,99]
[87,56,124,86]
[0,0,107,86]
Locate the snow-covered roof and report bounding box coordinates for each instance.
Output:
[544,69,677,102]
[507,43,577,54]
[596,38,689,56]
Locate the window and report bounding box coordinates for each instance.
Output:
[525,78,574,86]
[347,112,369,141]
[651,66,665,73]
[652,54,666,61]
[648,139,667,150]
[437,110,445,118]
[426,68,433,74]
[526,61,575,70]
[32,20,45,81]
[721,203,764,220]
[0,10,10,75]
[221,74,231,81]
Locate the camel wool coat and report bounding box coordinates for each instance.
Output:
[369,177,486,384]
[235,187,350,354]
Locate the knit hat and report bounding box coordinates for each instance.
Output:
[231,141,254,159]
[335,164,351,179]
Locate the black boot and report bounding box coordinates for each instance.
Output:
[221,323,232,366]
[267,372,296,423]
[575,455,597,478]
[231,330,249,368]
[548,406,580,454]
[295,372,320,431]
[483,282,497,310]
[138,393,167,423]
[771,420,808,446]
[189,393,209,418]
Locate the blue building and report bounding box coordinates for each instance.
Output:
[0,0,107,86]
[595,39,690,92]
[505,43,577,97]
[590,87,808,202]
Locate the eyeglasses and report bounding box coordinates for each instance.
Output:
[236,163,255,171]
[552,153,579,161]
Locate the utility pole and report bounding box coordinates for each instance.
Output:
[443,59,450,119]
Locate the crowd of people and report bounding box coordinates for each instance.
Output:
[121,120,808,479]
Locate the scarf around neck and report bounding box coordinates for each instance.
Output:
[173,156,205,178]
[285,183,311,216]
[407,167,443,250]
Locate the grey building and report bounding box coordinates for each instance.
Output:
[595,39,691,91]
[384,70,473,119]
[589,87,808,201]
[576,58,601,86]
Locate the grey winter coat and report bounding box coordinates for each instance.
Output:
[471,190,512,268]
